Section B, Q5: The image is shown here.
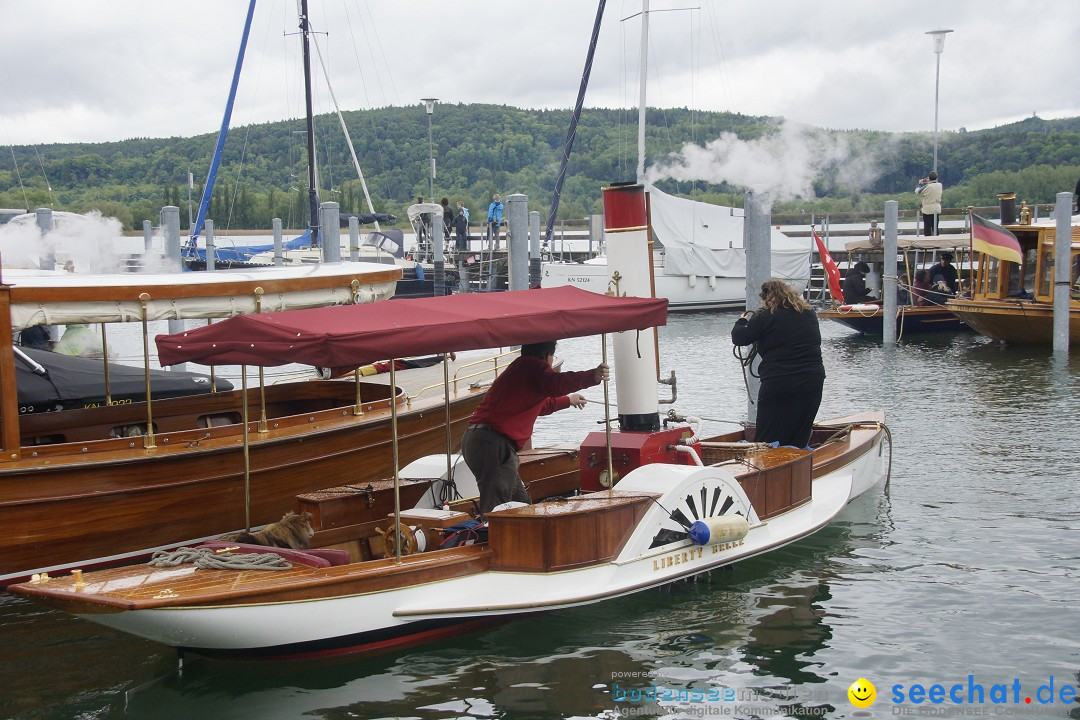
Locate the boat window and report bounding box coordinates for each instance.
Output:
[1022,248,1038,295]
[1038,251,1053,297]
[983,256,1000,297]
[110,423,158,438]
[23,434,65,446]
[197,412,241,428]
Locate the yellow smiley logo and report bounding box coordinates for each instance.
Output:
[848,678,877,708]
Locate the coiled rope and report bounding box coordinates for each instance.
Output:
[149,547,293,571]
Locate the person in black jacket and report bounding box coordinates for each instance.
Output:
[841,261,877,304]
[731,279,825,448]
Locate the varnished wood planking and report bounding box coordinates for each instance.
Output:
[488,493,653,572]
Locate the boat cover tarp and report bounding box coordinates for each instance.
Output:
[157,286,668,374]
[16,347,232,414]
[646,184,810,282]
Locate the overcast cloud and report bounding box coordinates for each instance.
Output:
[0,0,1077,147]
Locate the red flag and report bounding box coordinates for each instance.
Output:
[812,228,844,303]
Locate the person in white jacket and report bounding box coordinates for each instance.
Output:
[915,170,943,236]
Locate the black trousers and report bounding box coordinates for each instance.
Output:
[753,374,824,448]
[922,212,938,237]
[461,424,530,514]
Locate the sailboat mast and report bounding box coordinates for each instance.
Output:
[636,0,649,183]
[299,0,320,248]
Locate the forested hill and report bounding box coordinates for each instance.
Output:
[2,104,1078,230]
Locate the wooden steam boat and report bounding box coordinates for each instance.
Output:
[0,263,495,585]
[818,303,968,335]
[947,221,1080,344]
[818,236,971,335]
[11,186,890,659]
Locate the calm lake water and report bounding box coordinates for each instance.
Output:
[2,313,1078,720]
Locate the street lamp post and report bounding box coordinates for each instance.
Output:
[926,29,953,173]
[421,98,438,202]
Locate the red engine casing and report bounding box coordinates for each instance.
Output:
[579,427,701,492]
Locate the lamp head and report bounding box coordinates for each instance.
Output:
[421,98,438,114]
[926,29,953,54]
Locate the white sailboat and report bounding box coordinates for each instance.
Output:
[541,0,809,310]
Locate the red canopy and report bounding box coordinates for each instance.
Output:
[156,286,668,373]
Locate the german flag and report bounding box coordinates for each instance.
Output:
[971,213,1023,264]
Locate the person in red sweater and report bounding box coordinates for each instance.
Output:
[462,340,609,514]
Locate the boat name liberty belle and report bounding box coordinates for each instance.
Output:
[653,539,744,571]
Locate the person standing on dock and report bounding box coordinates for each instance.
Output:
[485,193,504,251]
[731,280,825,449]
[916,171,943,236]
[453,208,469,251]
[461,341,608,514]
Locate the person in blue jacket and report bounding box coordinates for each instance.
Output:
[485,193,504,250]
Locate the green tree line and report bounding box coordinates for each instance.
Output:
[2,105,1078,230]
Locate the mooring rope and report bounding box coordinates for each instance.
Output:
[149,547,293,571]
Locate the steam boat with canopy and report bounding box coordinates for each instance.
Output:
[817,235,971,335]
[12,184,890,659]
[0,261,503,586]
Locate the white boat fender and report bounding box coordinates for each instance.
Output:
[687,515,750,546]
[708,275,716,290]
[688,273,697,288]
[838,304,879,312]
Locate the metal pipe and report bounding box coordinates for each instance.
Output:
[299,0,320,248]
[883,201,899,346]
[241,366,251,530]
[443,352,453,504]
[390,361,402,564]
[100,323,111,405]
[601,335,614,489]
[205,219,215,272]
[1053,192,1072,354]
[636,0,650,183]
[138,293,156,449]
[353,369,364,416]
[255,288,267,433]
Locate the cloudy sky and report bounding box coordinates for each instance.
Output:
[0,0,1076,147]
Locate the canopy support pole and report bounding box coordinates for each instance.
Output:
[138,294,156,450]
[208,319,219,393]
[241,366,251,531]
[443,352,453,503]
[254,288,268,433]
[353,369,364,416]
[100,322,112,405]
[390,360,402,564]
[601,334,614,487]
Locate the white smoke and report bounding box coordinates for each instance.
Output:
[0,210,169,274]
[645,121,882,201]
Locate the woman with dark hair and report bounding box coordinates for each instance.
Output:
[731,279,825,448]
[461,341,608,513]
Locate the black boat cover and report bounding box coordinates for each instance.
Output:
[15,347,233,415]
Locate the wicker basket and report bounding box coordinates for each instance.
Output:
[699,441,771,464]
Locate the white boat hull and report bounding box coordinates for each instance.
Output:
[541,259,750,310]
[78,435,885,655]
[541,258,809,311]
